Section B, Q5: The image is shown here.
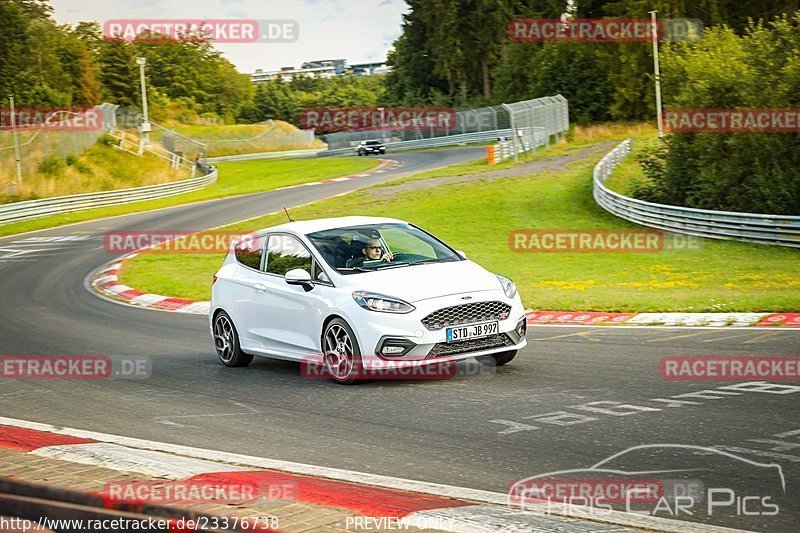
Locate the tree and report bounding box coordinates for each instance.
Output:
[637,17,800,214]
[98,37,140,107]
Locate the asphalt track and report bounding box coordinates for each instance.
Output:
[1,146,799,532]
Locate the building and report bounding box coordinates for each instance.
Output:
[250,59,389,84]
[346,61,389,76]
[301,59,347,75]
[251,65,337,84]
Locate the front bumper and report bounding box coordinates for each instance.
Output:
[352,290,527,368]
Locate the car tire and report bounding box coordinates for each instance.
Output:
[322,318,363,385]
[477,350,517,367]
[358,149,365,156]
[213,311,253,367]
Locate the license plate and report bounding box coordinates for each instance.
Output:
[446,322,499,342]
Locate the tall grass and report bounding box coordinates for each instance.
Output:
[0,140,191,204]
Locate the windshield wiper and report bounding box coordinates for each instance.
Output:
[374,262,413,270]
[408,259,442,266]
[374,259,444,270]
[337,267,371,272]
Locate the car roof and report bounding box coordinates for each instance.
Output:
[258,216,408,236]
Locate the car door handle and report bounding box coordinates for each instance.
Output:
[253,283,267,293]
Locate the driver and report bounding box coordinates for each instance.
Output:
[350,238,393,267]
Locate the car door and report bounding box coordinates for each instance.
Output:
[249,233,326,359]
[224,234,270,353]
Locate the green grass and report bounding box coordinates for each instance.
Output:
[120,254,222,302]
[604,138,659,195]
[121,133,800,312]
[0,157,378,237]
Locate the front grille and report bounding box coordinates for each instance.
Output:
[421,301,512,331]
[428,333,513,357]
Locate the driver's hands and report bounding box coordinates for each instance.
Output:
[381,251,394,262]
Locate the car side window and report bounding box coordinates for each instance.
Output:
[234,235,267,270]
[265,235,312,277]
[312,260,331,283]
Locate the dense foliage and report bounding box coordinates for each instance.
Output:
[634,16,800,214]
[386,0,799,122]
[3,0,799,213]
[0,0,252,122]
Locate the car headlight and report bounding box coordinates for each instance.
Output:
[496,275,517,298]
[352,291,415,314]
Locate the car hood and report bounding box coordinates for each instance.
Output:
[340,260,503,303]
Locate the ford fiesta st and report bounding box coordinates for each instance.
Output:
[210,216,527,384]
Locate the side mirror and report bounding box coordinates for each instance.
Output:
[285,268,314,291]
[456,250,467,259]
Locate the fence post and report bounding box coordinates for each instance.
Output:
[501,103,518,162]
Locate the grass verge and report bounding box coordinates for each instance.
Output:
[121,129,799,312]
[1,138,192,204]
[0,157,378,237]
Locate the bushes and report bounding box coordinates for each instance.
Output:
[634,17,800,215]
[37,156,65,176]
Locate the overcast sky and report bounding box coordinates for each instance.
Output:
[50,0,408,73]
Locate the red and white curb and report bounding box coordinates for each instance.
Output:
[91,254,211,314]
[526,311,800,328]
[89,264,800,332]
[0,417,748,533]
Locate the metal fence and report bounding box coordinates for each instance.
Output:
[106,127,197,173]
[188,120,318,157]
[502,95,569,160]
[0,103,118,193]
[320,95,569,155]
[594,139,800,248]
[129,114,319,158]
[488,127,550,165]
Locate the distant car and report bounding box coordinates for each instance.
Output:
[210,216,527,384]
[356,140,385,156]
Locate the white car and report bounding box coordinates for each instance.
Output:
[210,216,527,384]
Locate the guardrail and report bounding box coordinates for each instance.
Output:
[594,139,800,248]
[208,148,322,162]
[0,168,218,225]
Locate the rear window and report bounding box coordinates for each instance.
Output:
[234,235,266,270]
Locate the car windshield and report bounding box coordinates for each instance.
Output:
[307,223,461,274]
[365,141,381,145]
